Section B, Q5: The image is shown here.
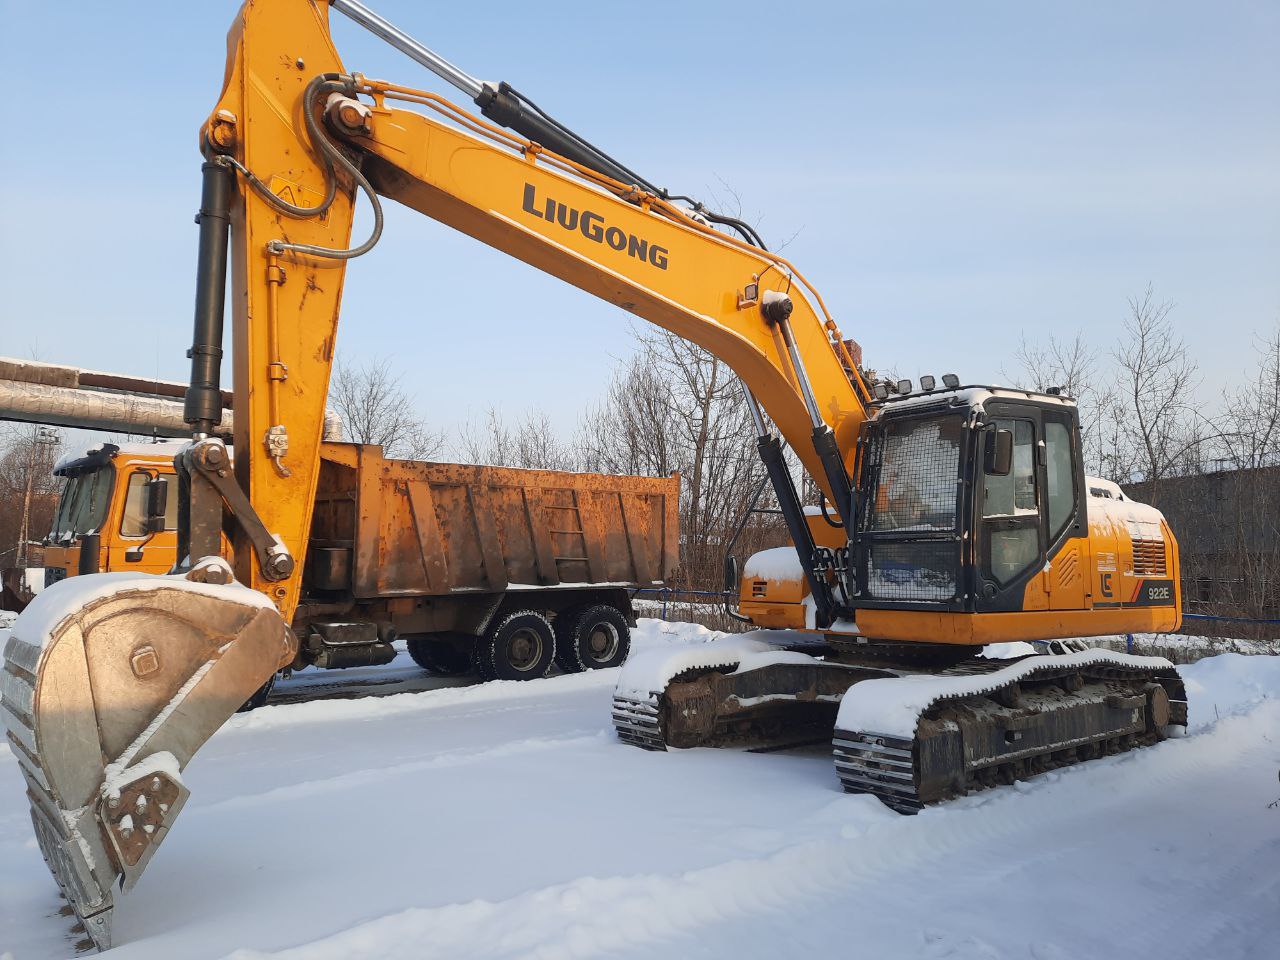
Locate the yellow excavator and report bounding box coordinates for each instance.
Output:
[1,0,1186,949]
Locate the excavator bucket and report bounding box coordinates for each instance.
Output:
[1,563,293,950]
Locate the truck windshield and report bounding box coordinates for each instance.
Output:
[49,467,114,542]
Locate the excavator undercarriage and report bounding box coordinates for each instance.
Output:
[612,640,1186,813]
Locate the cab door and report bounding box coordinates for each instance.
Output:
[975,415,1047,611]
[1042,412,1089,611]
[107,468,179,574]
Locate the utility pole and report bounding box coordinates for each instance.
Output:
[16,425,60,570]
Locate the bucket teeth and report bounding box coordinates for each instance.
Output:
[1,574,294,952]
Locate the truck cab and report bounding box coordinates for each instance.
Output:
[43,442,184,585]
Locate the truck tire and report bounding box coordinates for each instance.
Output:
[479,611,555,681]
[554,603,631,673]
[406,634,473,676]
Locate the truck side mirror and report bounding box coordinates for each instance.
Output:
[984,429,1013,476]
[145,478,169,534]
[723,554,740,594]
[78,533,101,575]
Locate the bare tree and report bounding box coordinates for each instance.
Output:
[579,326,781,589]
[1111,285,1201,498]
[1218,323,1280,470]
[1198,323,1280,622]
[0,424,64,570]
[1006,332,1116,474]
[456,408,576,470]
[577,349,677,478]
[329,359,446,461]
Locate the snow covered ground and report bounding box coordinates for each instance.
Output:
[2,620,1278,960]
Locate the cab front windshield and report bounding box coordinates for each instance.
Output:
[48,466,114,543]
[859,413,964,603]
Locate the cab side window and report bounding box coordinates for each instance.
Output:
[1044,419,1076,540]
[982,420,1036,518]
[982,419,1039,585]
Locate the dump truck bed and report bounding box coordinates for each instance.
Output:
[310,444,679,598]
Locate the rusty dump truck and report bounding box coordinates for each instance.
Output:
[38,440,678,688]
[2,356,679,685]
[304,445,678,679]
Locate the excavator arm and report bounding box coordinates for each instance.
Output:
[3,0,873,946]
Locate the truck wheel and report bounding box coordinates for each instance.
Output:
[237,672,276,713]
[479,611,555,681]
[555,604,631,672]
[406,635,473,676]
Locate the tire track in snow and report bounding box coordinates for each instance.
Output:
[218,700,1280,960]
[223,669,619,735]
[196,731,608,814]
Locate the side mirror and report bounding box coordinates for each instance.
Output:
[984,428,1013,476]
[723,554,740,594]
[145,478,169,533]
[78,533,101,575]
[125,546,145,563]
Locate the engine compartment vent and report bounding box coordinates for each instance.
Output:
[1132,537,1167,577]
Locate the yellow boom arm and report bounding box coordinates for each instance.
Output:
[204,0,869,620]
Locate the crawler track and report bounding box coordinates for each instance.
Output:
[612,646,1187,815]
[832,652,1187,812]
[610,694,664,750]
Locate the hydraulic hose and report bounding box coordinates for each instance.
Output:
[212,73,383,261]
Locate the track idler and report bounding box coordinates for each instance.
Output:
[0,561,293,950]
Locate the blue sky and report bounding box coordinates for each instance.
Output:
[2,1,1276,437]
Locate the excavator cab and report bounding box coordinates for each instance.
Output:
[852,387,1086,616]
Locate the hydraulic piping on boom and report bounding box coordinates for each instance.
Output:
[1,0,1185,949]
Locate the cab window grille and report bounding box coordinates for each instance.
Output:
[862,417,963,534]
[867,541,959,601]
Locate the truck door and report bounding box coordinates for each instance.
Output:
[109,468,179,574]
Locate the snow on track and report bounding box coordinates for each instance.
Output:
[1,621,1277,960]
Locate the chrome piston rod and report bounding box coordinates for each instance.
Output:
[330,0,484,100]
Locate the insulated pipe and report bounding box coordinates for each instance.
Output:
[0,380,232,438]
[184,161,235,435]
